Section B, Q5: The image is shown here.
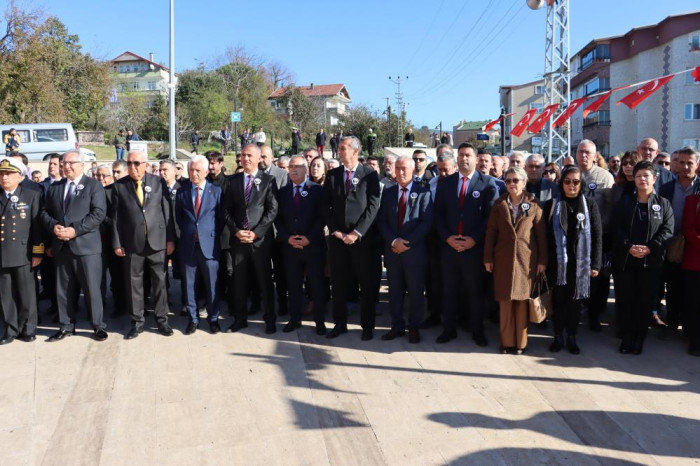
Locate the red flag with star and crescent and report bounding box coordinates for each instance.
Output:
[483,113,515,132]
[582,91,612,118]
[693,66,700,83]
[616,75,675,109]
[553,97,587,127]
[527,104,560,133]
[510,109,537,137]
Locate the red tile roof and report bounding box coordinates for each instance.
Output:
[269,84,350,100]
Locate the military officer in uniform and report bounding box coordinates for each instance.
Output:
[0,157,43,344]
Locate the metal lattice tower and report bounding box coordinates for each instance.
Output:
[389,76,407,147]
[542,0,570,163]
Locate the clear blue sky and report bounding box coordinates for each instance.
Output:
[45,0,698,130]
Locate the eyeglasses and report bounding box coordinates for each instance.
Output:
[563,179,581,185]
[526,164,542,170]
[655,161,670,167]
[621,160,636,166]
[413,158,426,162]
[289,165,306,169]
[95,174,111,179]
[62,161,81,166]
[126,161,145,167]
[543,169,556,175]
[504,178,522,185]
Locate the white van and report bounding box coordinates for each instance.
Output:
[0,123,96,161]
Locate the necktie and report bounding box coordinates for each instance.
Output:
[345,170,352,193]
[397,188,407,233]
[294,185,301,209]
[136,180,144,206]
[242,175,253,229]
[194,186,201,217]
[64,182,75,211]
[458,176,467,235]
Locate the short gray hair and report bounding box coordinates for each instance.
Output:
[289,154,307,167]
[160,159,176,169]
[278,155,290,164]
[383,154,396,163]
[112,160,127,171]
[578,139,597,152]
[341,135,362,152]
[436,150,455,163]
[96,164,112,172]
[435,143,452,155]
[127,150,148,162]
[188,155,209,169]
[509,150,525,160]
[62,150,85,163]
[395,155,415,169]
[504,166,527,181]
[526,153,544,164]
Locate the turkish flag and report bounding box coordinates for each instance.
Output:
[527,104,559,133]
[553,97,587,127]
[693,66,700,83]
[582,91,612,118]
[510,109,537,137]
[617,75,674,109]
[483,113,515,132]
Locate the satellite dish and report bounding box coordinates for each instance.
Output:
[527,0,545,9]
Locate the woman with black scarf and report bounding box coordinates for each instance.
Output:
[612,161,673,355]
[543,166,603,354]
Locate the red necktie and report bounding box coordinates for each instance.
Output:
[194,186,201,217]
[294,185,301,209]
[458,176,467,235]
[345,170,352,193]
[397,187,407,233]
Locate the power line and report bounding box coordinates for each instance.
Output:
[404,0,446,69]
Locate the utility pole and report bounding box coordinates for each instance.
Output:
[385,97,391,147]
[389,76,407,147]
[168,0,176,160]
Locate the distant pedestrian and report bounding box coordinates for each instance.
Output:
[316,128,326,155]
[405,128,415,148]
[3,128,21,156]
[113,129,127,160]
[190,130,200,155]
[291,128,301,155]
[220,125,231,155]
[367,128,377,156]
[330,133,338,158]
[125,129,139,151]
[254,127,266,147]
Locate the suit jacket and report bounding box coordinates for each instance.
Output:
[274,181,325,250]
[434,171,498,244]
[654,165,675,192]
[526,177,559,205]
[377,183,434,266]
[20,177,42,193]
[0,185,44,267]
[207,173,231,248]
[265,165,289,191]
[659,177,700,202]
[40,175,106,256]
[110,173,175,253]
[322,164,380,237]
[175,181,223,260]
[223,171,278,246]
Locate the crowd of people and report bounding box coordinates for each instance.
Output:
[1,136,699,358]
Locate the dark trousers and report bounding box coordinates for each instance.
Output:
[587,269,611,324]
[55,251,105,331]
[231,241,275,324]
[616,266,660,343]
[664,261,684,329]
[684,270,700,349]
[0,264,37,337]
[218,248,233,302]
[425,236,442,321]
[125,246,169,327]
[182,246,220,324]
[328,235,378,329]
[441,245,486,336]
[552,283,582,336]
[386,258,426,331]
[107,251,126,312]
[40,256,58,313]
[283,246,326,324]
[271,241,288,314]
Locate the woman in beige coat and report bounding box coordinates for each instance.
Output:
[484,166,547,354]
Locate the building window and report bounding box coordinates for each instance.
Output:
[132,81,140,91]
[584,77,610,96]
[534,85,545,95]
[691,35,700,51]
[581,44,611,71]
[147,81,157,91]
[529,103,544,114]
[685,103,700,120]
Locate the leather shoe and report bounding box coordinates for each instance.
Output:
[125,326,144,340]
[209,321,221,334]
[473,333,489,347]
[185,322,198,335]
[0,334,15,345]
[224,320,248,333]
[265,323,277,334]
[566,336,580,355]
[47,329,74,342]
[283,321,302,333]
[420,315,441,329]
[550,334,564,353]
[315,322,327,336]
[18,333,36,343]
[361,329,373,341]
[436,329,457,344]
[326,325,348,339]
[408,329,420,344]
[381,328,405,341]
[94,329,108,341]
[158,325,174,337]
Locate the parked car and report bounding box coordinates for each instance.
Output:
[0,123,96,161]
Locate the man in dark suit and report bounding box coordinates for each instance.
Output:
[111,150,175,339]
[525,153,558,204]
[260,145,289,316]
[412,149,434,188]
[322,136,381,340]
[377,155,434,343]
[8,152,42,193]
[477,149,506,196]
[274,154,327,335]
[223,143,279,334]
[434,142,498,346]
[159,159,187,314]
[40,151,108,342]
[205,151,233,304]
[175,155,223,335]
[0,157,44,344]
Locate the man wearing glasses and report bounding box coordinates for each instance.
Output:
[412,149,434,187]
[524,153,558,205]
[608,155,621,177]
[40,151,108,342]
[110,150,176,339]
[637,137,673,190]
